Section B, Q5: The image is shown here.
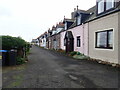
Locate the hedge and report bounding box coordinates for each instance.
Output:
[0,35,27,50]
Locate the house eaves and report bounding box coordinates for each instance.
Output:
[85,2,120,23]
[86,7,120,23]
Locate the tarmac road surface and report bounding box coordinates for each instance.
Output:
[2,45,120,88]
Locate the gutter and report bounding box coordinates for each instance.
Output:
[82,23,84,54]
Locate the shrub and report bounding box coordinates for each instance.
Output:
[25,43,31,52]
[73,55,90,60]
[76,52,81,55]
[16,57,26,65]
[1,35,27,50]
[1,35,30,65]
[69,51,78,56]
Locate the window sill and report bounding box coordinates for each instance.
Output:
[97,7,115,16]
[95,47,113,49]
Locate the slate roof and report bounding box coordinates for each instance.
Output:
[37,31,48,39]
[71,9,88,18]
[56,22,64,28]
[85,2,120,22]
[63,18,75,23]
[85,6,97,22]
[68,1,120,29]
[68,20,77,29]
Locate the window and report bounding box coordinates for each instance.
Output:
[96,31,107,47]
[106,0,114,10]
[108,30,113,47]
[77,36,81,47]
[96,30,113,49]
[97,0,114,14]
[64,39,66,46]
[98,0,105,14]
[77,15,81,25]
[64,23,67,30]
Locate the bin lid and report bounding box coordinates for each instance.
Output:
[0,50,8,52]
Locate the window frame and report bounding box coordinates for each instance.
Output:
[64,38,66,46]
[95,29,113,49]
[76,15,81,26]
[64,22,67,30]
[97,0,105,14]
[77,36,81,47]
[97,0,115,15]
[106,0,115,10]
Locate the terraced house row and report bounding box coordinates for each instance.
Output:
[36,0,120,64]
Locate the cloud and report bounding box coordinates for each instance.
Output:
[0,0,96,42]
[0,6,12,16]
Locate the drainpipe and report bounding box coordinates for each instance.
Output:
[88,22,89,56]
[82,23,84,55]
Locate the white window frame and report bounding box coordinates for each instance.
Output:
[64,22,67,30]
[98,0,105,14]
[106,0,114,10]
[77,15,81,25]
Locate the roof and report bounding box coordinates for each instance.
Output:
[37,1,120,39]
[85,2,120,22]
[63,18,75,23]
[71,9,88,18]
[56,22,64,28]
[73,9,88,14]
[86,5,97,21]
[37,31,48,39]
[68,20,77,29]
[68,7,95,29]
[67,2,120,29]
[51,25,56,30]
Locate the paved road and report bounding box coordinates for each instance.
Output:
[2,46,120,88]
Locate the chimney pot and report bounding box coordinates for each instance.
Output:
[74,8,76,11]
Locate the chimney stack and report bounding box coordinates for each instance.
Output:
[77,5,78,10]
[74,8,76,11]
[64,16,65,19]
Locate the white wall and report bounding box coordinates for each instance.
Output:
[60,31,66,50]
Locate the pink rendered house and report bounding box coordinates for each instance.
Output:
[60,6,91,56]
[67,24,88,56]
[60,23,88,56]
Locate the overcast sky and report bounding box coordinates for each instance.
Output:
[0,0,96,42]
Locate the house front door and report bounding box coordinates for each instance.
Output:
[65,31,74,53]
